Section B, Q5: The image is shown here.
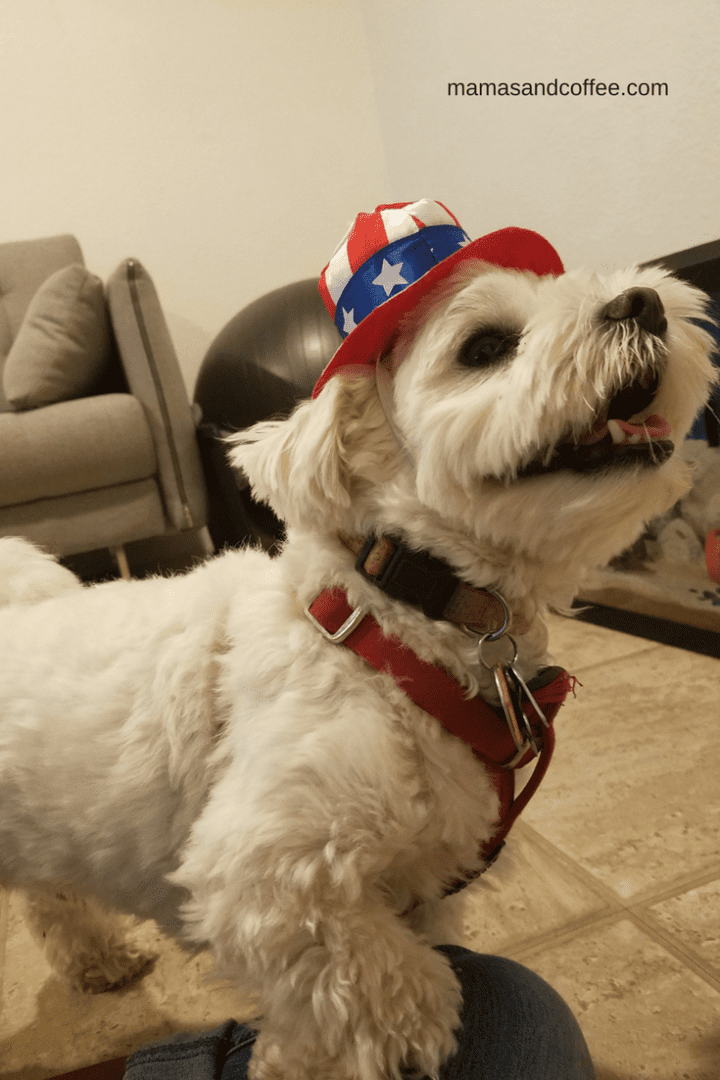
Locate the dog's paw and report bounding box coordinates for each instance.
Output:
[248,943,461,1080]
[247,1035,337,1080]
[380,945,461,1080]
[73,946,157,994]
[19,885,158,994]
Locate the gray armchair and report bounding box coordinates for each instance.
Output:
[0,234,211,576]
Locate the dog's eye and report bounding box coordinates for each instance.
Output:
[459,331,518,369]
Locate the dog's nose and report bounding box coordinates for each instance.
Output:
[602,287,667,335]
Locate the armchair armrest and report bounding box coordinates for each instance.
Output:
[106,258,208,532]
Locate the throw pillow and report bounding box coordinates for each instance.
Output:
[3,264,112,410]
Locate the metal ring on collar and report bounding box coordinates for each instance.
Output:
[483,589,511,641]
[460,588,511,644]
[478,632,518,671]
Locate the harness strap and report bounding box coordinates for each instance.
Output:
[306,586,572,891]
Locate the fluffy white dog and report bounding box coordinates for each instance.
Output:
[0,201,716,1080]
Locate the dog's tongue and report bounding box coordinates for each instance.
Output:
[576,414,671,446]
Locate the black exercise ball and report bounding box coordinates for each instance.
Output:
[195,278,341,431]
[194,279,342,550]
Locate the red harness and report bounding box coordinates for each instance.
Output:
[306,585,573,891]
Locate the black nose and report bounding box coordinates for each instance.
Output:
[602,287,667,336]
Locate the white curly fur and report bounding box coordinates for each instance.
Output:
[0,260,715,1080]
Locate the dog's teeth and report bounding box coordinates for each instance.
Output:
[607,419,624,444]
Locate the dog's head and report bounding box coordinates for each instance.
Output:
[228,261,716,602]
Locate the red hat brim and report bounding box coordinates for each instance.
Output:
[313,226,563,398]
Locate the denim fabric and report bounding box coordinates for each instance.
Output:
[124,1019,239,1080]
[434,946,596,1079]
[124,947,595,1080]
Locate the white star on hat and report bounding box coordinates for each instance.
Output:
[372,259,407,297]
[341,308,357,334]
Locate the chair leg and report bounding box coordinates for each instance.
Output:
[110,545,131,580]
[198,525,215,557]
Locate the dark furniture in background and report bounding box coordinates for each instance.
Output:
[643,237,720,445]
[194,278,340,551]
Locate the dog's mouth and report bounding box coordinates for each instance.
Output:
[517,370,673,479]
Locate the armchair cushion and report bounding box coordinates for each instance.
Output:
[0,393,156,508]
[3,264,112,411]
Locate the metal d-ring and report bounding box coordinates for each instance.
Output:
[483,589,512,642]
[459,588,511,645]
[477,632,518,672]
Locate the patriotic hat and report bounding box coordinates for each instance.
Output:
[313,199,564,397]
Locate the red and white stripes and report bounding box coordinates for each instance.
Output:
[319,200,461,319]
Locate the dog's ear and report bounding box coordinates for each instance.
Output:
[226,375,394,530]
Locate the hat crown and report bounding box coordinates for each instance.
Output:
[319,201,470,337]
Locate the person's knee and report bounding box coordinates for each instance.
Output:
[436,946,596,1079]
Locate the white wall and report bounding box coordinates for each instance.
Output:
[360,0,719,273]
[0,0,389,389]
[1,0,718,393]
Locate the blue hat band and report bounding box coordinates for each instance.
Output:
[334,224,470,338]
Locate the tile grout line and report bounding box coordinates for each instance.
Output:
[515,822,625,911]
[621,864,720,909]
[507,907,627,962]
[511,823,720,990]
[499,822,626,960]
[509,902,720,998]
[518,822,720,915]
[625,904,720,994]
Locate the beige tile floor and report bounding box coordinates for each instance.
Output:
[1,614,719,1079]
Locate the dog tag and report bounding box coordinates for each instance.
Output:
[507,662,550,730]
[496,662,545,757]
[493,664,528,754]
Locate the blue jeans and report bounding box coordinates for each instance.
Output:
[124,947,596,1080]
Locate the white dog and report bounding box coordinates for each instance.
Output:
[0,201,715,1080]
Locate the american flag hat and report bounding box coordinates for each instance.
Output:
[313,199,564,397]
